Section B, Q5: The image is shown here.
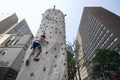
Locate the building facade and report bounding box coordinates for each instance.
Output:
[0,34,33,80]
[0,13,32,35]
[16,7,67,80]
[76,32,88,80]
[77,7,120,80]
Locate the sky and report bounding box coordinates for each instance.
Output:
[0,0,120,43]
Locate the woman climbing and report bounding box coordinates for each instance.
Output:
[26,34,49,66]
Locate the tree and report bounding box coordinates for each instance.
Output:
[66,40,81,80]
[66,42,77,80]
[74,40,81,80]
[91,48,120,80]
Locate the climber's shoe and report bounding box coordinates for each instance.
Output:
[26,60,30,66]
[34,57,39,62]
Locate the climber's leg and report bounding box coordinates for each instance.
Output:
[33,41,42,61]
[26,41,36,66]
[29,49,35,60]
[34,48,42,61]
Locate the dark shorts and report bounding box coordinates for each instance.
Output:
[31,40,41,49]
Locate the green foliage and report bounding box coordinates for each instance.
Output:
[66,42,77,80]
[91,48,120,80]
[66,40,81,80]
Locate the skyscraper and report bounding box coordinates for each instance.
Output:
[0,13,32,35]
[77,7,120,80]
[76,32,88,80]
[16,7,67,80]
[0,13,34,80]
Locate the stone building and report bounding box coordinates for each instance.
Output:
[0,34,33,80]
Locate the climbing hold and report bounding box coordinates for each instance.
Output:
[64,74,66,78]
[63,53,65,55]
[30,72,34,77]
[55,55,57,58]
[43,67,46,71]
[64,63,66,66]
[59,32,61,34]
[50,32,52,33]
[55,32,57,33]
[54,65,57,67]
[56,21,58,23]
[46,51,48,54]
[50,36,52,38]
[54,48,56,50]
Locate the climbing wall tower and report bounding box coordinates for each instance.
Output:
[16,7,67,80]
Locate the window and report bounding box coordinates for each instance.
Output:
[110,33,113,37]
[114,38,118,42]
[11,40,18,45]
[0,49,3,54]
[107,41,114,49]
[2,51,5,55]
[1,49,8,55]
[103,26,106,30]
[106,29,109,33]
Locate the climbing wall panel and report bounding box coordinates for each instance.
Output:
[16,8,67,80]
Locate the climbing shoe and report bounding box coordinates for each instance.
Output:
[34,57,39,62]
[26,60,29,66]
